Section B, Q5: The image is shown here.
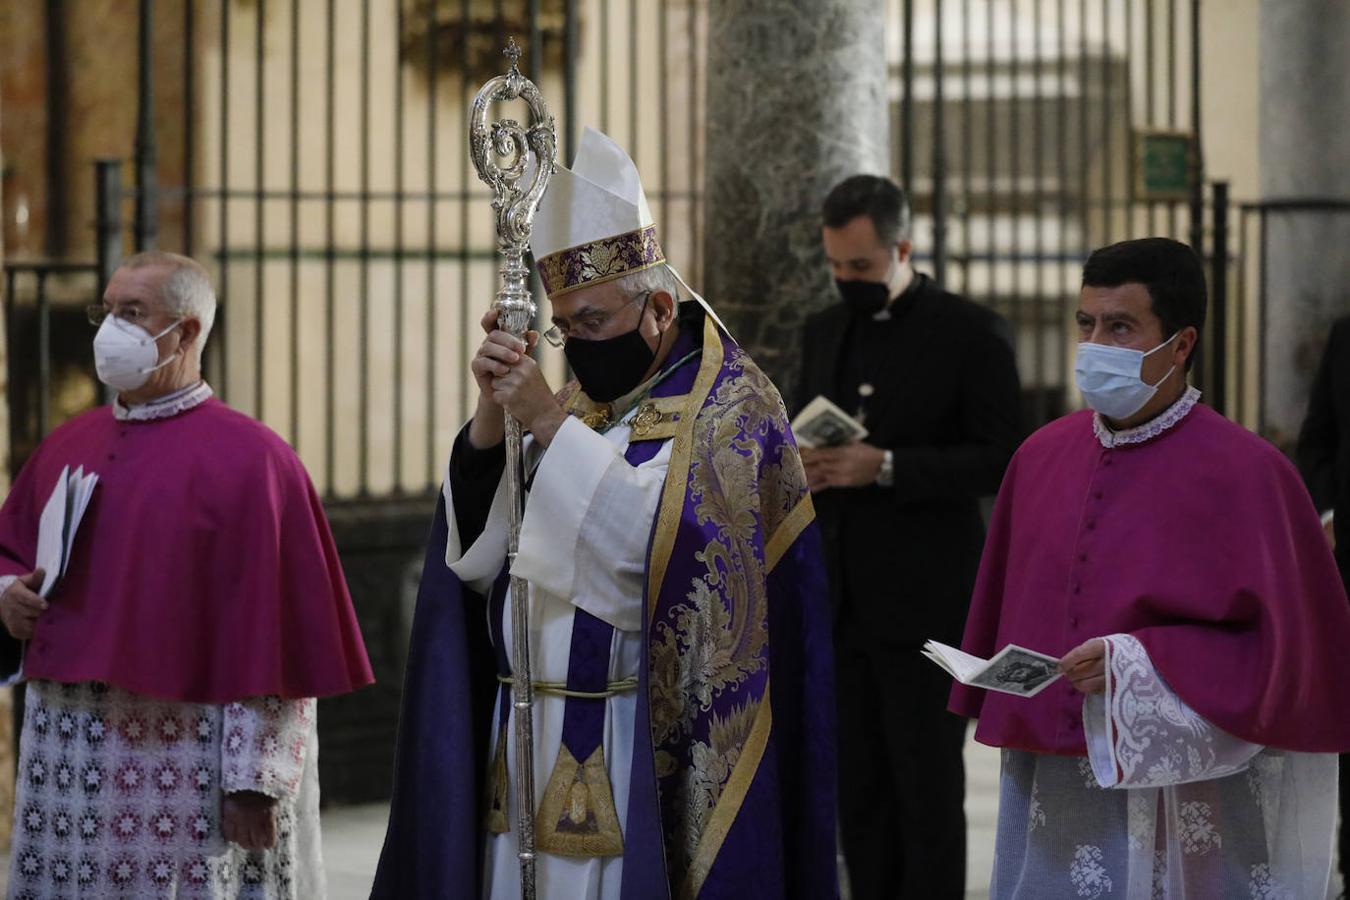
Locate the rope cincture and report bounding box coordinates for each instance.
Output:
[496,674,639,699]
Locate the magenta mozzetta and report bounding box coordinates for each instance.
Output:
[0,392,374,704]
[951,392,1350,755]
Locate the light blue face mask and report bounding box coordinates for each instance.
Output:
[1073,332,1179,420]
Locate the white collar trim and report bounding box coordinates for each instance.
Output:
[114,382,214,422]
[1093,386,1201,449]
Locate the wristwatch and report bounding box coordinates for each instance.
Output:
[875,449,894,487]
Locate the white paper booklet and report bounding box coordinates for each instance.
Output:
[35,465,99,598]
[922,639,1063,698]
[791,395,869,448]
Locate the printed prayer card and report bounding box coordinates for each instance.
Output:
[35,465,99,598]
[922,639,1063,698]
[791,396,869,448]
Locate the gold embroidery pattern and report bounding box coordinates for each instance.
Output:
[564,388,684,439]
[645,318,726,612]
[764,494,816,574]
[672,696,761,875]
[536,225,665,297]
[678,688,773,900]
[580,405,614,431]
[535,745,625,857]
[647,344,811,890]
[485,725,509,834]
[630,402,665,437]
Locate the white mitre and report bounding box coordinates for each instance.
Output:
[530,127,664,298]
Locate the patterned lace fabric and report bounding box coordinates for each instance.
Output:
[1092,386,1201,449]
[113,382,215,423]
[1083,633,1261,790]
[995,741,1337,899]
[8,680,322,899]
[993,633,1342,900]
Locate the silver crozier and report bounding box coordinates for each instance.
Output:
[468,38,558,900]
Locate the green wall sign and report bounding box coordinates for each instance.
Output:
[1134,130,1194,201]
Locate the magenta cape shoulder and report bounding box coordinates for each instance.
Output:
[951,403,1350,755]
[0,399,373,704]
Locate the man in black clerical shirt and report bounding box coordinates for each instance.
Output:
[794,175,1022,900]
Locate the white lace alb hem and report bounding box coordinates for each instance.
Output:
[1092,385,1201,449]
[113,381,214,422]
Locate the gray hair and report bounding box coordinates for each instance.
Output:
[613,262,683,303]
[121,251,217,364]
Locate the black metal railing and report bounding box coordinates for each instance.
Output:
[3,260,102,473]
[15,0,1226,493]
[1233,198,1350,437]
[116,0,710,501]
[888,0,1205,426]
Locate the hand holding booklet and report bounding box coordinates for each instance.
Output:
[791,395,869,448]
[922,639,1062,698]
[34,465,99,598]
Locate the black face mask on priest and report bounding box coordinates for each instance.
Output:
[821,212,914,318]
[546,287,676,403]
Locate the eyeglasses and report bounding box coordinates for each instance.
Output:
[542,292,650,348]
[87,304,152,328]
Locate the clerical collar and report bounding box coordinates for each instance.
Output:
[872,271,924,322]
[1092,385,1201,449]
[114,381,215,422]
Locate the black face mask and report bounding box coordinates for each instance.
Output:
[835,278,890,317]
[564,298,657,403]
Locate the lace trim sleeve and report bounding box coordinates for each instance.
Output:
[1083,633,1262,788]
[220,696,316,799]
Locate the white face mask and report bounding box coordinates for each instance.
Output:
[1074,332,1180,421]
[93,316,183,392]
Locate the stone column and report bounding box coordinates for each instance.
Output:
[1259,0,1350,446]
[703,0,888,402]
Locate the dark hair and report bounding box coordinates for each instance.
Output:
[822,175,911,245]
[1082,237,1207,369]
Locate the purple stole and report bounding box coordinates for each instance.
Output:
[484,331,705,858]
[478,316,839,897]
[533,433,672,857]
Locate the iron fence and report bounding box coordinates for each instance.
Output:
[123,0,709,499]
[3,261,102,474]
[8,0,1244,497]
[887,0,1206,425]
[1234,199,1350,439]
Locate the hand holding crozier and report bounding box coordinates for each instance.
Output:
[469,309,566,448]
